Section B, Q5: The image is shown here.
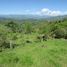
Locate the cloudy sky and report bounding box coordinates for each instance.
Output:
[0,0,67,16]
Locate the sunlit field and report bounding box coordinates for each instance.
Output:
[0,17,67,67]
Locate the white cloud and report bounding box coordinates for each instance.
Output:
[24,8,67,16]
[49,11,62,16]
[41,8,51,15]
[41,8,50,13]
[40,8,62,16]
[34,8,67,16]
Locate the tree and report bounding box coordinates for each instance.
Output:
[6,33,17,49]
[24,22,33,34]
[5,21,20,33]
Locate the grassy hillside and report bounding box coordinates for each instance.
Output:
[0,17,67,67]
[0,39,67,67]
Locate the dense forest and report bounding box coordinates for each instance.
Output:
[0,17,67,67]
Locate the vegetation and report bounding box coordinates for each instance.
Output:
[0,17,67,67]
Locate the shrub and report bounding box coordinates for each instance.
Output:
[37,34,49,42]
[5,21,20,33]
[53,28,66,39]
[26,40,32,43]
[42,34,49,41]
[64,33,67,39]
[0,33,6,51]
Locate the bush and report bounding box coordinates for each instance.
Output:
[5,21,20,33]
[26,40,32,43]
[64,33,67,39]
[0,32,17,51]
[37,34,49,42]
[0,33,6,51]
[2,41,16,49]
[53,28,66,39]
[42,34,49,41]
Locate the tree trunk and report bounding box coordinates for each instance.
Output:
[10,40,13,49]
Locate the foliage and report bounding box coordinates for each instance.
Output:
[23,22,33,34]
[53,28,67,39]
[5,21,20,33]
[0,17,67,67]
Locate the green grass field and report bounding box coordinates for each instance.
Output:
[0,18,67,67]
[0,38,67,67]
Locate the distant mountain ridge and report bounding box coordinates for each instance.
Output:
[0,15,67,20]
[0,15,51,20]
